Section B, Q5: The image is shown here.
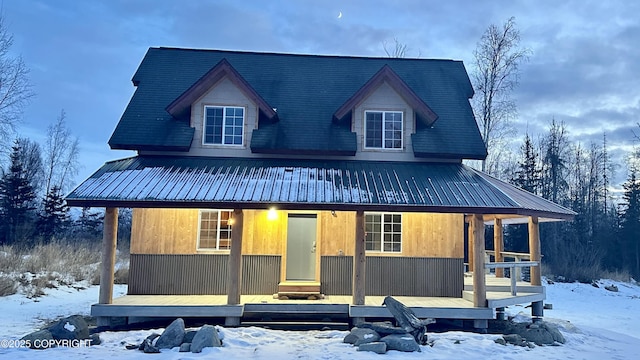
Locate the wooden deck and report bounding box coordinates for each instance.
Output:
[92,275,544,322]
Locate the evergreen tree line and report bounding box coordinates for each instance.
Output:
[0,112,132,248]
[499,120,640,281]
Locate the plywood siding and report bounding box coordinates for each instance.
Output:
[402,213,464,258]
[131,208,199,254]
[242,210,287,255]
[131,209,463,258]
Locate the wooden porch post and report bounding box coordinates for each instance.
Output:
[227,209,244,306]
[97,207,118,328]
[99,207,118,305]
[471,214,486,308]
[528,216,541,286]
[353,210,366,306]
[467,218,474,271]
[494,218,504,278]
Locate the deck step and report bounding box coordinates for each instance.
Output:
[278,281,321,293]
[277,281,322,300]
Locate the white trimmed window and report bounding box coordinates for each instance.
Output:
[364,110,403,149]
[365,213,402,252]
[198,210,233,250]
[203,106,244,145]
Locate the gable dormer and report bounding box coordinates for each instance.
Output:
[165,59,277,154]
[333,65,438,158]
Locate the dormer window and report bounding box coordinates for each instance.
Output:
[364,110,403,149]
[203,106,244,145]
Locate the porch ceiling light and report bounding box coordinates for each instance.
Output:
[267,207,278,221]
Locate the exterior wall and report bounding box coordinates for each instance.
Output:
[320,256,464,297]
[352,81,416,161]
[129,208,464,297]
[188,77,258,157]
[131,209,464,258]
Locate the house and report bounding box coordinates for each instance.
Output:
[66,47,574,329]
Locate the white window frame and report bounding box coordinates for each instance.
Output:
[202,105,245,146]
[363,110,404,150]
[364,212,402,253]
[197,209,233,251]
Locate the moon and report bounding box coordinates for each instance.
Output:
[337,11,342,19]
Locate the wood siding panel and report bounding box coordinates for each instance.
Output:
[131,208,198,254]
[319,211,355,256]
[320,256,463,297]
[131,210,463,258]
[242,210,287,255]
[402,213,464,258]
[129,254,280,295]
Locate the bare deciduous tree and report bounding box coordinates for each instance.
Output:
[0,14,34,147]
[384,37,409,58]
[43,110,80,194]
[471,17,530,173]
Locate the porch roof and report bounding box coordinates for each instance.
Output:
[65,156,575,220]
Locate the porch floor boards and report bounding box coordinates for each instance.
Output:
[94,275,543,321]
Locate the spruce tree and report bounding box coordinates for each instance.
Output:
[0,141,37,245]
[37,185,69,241]
[620,168,640,277]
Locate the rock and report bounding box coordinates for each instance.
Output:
[357,321,408,335]
[179,343,191,352]
[21,329,54,349]
[191,325,222,353]
[343,327,380,346]
[540,322,566,344]
[183,330,198,343]
[90,333,101,346]
[48,315,90,341]
[357,342,387,354]
[142,338,160,354]
[138,334,160,351]
[521,327,554,346]
[591,281,599,288]
[605,284,619,292]
[494,337,506,346]
[502,334,528,347]
[156,318,185,349]
[380,334,421,352]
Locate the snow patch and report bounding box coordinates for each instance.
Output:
[63,322,76,332]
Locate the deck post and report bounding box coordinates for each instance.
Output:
[471,214,486,308]
[467,217,474,271]
[528,216,541,286]
[98,207,118,327]
[353,210,366,307]
[494,218,504,278]
[528,216,543,320]
[227,209,244,308]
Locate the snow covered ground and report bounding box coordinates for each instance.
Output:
[0,279,638,359]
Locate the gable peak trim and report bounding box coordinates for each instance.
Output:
[333,64,438,125]
[166,58,277,120]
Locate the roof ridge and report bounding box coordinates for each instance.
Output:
[152,46,460,62]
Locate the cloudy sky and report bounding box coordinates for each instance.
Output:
[4,0,639,189]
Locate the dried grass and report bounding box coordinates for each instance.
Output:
[0,240,130,297]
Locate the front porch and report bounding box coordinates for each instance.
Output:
[91,275,543,325]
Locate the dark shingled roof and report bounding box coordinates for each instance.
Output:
[109,47,487,159]
[66,156,575,220]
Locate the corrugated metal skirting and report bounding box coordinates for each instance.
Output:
[128,254,281,295]
[321,256,463,297]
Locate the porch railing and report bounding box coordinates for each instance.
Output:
[484,261,539,295]
[485,250,532,280]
